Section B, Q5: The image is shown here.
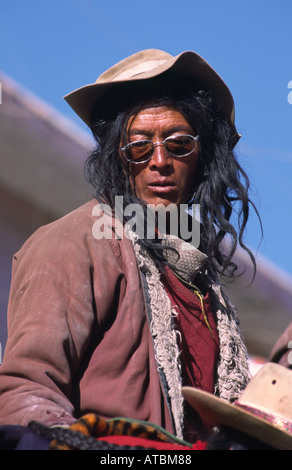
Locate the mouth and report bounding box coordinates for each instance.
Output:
[148,180,176,193]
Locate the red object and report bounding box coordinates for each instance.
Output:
[161,266,220,440]
[97,434,207,450]
[161,267,219,393]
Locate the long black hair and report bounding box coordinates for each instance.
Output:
[85,79,261,280]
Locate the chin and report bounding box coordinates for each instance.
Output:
[148,198,179,208]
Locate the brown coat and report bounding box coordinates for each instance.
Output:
[0,200,172,430]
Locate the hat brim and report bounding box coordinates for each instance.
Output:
[182,386,292,450]
[64,51,240,147]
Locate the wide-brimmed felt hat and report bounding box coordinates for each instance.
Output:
[182,362,292,450]
[64,49,240,147]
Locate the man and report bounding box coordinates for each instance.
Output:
[0,49,259,443]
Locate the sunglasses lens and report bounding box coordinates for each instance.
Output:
[165,136,196,156]
[126,141,153,163]
[124,135,197,163]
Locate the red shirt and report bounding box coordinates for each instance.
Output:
[161,266,219,441]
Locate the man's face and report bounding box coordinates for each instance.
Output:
[121,106,200,207]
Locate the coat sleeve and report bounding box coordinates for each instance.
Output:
[0,216,98,427]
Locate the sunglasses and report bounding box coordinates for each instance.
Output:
[120,134,199,164]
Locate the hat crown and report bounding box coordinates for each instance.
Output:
[238,363,292,421]
[96,49,173,84]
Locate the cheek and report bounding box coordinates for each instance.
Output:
[131,174,147,198]
[119,154,138,191]
[177,159,199,186]
[128,165,147,193]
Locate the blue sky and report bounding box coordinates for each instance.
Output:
[1,0,292,278]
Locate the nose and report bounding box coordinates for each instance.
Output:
[149,142,172,170]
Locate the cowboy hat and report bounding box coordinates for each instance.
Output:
[64,49,240,147]
[182,362,292,450]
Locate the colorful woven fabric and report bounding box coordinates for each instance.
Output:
[30,414,207,450]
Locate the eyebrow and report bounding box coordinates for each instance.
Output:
[128,124,193,138]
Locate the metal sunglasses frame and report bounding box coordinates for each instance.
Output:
[120,134,199,164]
